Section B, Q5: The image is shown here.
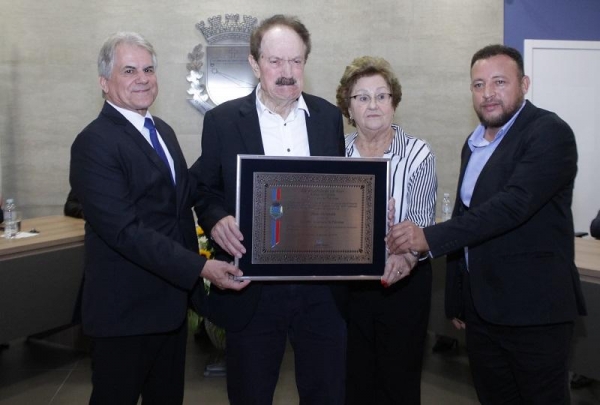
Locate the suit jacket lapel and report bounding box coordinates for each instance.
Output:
[304,93,324,156]
[460,101,535,206]
[237,91,265,155]
[456,139,472,205]
[154,119,180,183]
[101,103,175,186]
[154,119,189,214]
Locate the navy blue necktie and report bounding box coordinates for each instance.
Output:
[144,118,171,171]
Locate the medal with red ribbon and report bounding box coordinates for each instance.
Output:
[269,187,283,248]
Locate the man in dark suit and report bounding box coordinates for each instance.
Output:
[70,32,248,405]
[190,15,346,405]
[387,44,586,404]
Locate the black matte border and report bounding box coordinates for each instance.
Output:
[236,155,389,279]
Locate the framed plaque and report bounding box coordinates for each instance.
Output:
[235,155,390,280]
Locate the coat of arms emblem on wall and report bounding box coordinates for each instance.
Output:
[186,14,259,114]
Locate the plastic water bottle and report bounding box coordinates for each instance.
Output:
[441,193,452,221]
[4,198,18,239]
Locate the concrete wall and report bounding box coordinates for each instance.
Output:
[0,0,502,218]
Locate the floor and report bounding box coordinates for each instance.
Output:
[0,329,598,405]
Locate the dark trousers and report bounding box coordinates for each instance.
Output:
[89,322,187,405]
[346,259,432,405]
[225,283,347,405]
[463,271,573,405]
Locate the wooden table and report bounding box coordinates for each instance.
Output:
[428,237,600,380]
[574,237,600,284]
[0,216,85,343]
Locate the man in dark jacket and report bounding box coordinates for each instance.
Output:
[387,44,586,404]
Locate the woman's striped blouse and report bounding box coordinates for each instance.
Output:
[345,124,437,227]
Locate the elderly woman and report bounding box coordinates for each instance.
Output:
[336,56,437,405]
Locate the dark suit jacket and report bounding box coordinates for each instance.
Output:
[591,210,600,238]
[64,189,84,219]
[70,102,206,337]
[425,101,586,326]
[190,90,345,331]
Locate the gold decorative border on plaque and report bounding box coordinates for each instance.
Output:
[251,172,375,264]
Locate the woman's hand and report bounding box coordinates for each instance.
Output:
[381,253,418,287]
[387,197,396,227]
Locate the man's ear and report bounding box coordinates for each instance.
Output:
[99,76,109,94]
[521,75,530,96]
[248,55,260,79]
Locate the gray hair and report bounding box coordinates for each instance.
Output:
[97,32,157,79]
